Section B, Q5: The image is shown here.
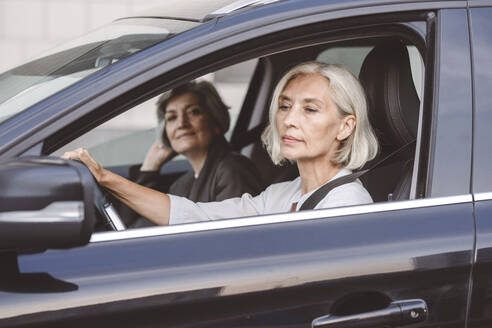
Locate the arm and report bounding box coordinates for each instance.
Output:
[168,192,264,224]
[168,178,292,224]
[62,148,171,226]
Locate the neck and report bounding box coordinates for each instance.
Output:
[297,156,342,195]
[185,149,209,176]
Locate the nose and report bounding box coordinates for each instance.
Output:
[177,111,190,128]
[282,105,300,128]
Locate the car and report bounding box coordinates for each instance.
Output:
[0,0,491,326]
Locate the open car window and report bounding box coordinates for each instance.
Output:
[317,45,423,101]
[46,19,426,233]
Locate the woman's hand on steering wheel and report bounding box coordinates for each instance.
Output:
[62,148,125,231]
[62,148,106,183]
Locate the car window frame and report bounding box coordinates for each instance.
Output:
[91,194,473,243]
[40,15,428,159]
[80,14,440,240]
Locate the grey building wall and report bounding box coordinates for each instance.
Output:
[0,0,163,73]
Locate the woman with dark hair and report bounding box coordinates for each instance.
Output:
[127,80,263,226]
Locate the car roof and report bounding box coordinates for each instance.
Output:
[123,0,461,22]
[124,0,284,22]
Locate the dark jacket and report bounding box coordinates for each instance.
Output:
[130,136,264,227]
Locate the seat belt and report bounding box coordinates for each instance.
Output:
[299,140,416,211]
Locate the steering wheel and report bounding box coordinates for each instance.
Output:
[92,179,126,231]
[62,157,125,231]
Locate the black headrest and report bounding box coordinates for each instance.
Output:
[359,40,420,147]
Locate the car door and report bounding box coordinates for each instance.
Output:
[467,3,492,328]
[0,2,475,328]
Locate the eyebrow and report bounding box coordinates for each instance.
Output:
[279,94,324,106]
[165,103,201,114]
[279,95,291,102]
[304,98,324,106]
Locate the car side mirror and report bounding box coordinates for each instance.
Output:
[0,156,96,251]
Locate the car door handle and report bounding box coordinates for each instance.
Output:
[312,299,427,328]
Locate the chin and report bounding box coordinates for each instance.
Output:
[171,142,195,154]
[281,151,300,161]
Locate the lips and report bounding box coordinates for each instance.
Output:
[176,131,196,139]
[282,135,302,143]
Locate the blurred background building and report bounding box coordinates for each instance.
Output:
[0,0,169,73]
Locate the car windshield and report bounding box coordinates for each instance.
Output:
[0,17,199,125]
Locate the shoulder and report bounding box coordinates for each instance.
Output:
[169,170,195,194]
[265,176,301,191]
[318,179,373,209]
[174,170,194,183]
[250,176,302,213]
[215,151,263,184]
[262,176,301,199]
[212,150,265,197]
[218,151,257,171]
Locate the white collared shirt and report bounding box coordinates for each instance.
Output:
[169,168,372,225]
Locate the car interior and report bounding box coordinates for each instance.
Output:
[46,22,425,231]
[230,38,422,204]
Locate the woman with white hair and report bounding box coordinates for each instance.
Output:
[63,62,378,225]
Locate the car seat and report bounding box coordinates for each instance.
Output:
[358,39,420,201]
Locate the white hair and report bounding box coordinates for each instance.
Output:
[261,62,378,170]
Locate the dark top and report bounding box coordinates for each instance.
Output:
[129,136,264,227]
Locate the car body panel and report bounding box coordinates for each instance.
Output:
[468,5,492,328]
[468,0,492,7]
[134,0,468,22]
[469,6,492,194]
[470,198,492,327]
[426,9,473,197]
[1,199,474,327]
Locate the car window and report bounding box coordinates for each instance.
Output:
[53,59,258,167]
[50,25,426,231]
[317,46,373,76]
[317,45,423,101]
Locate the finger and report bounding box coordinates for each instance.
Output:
[61,151,76,160]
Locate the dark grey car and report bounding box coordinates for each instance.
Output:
[0,0,491,327]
